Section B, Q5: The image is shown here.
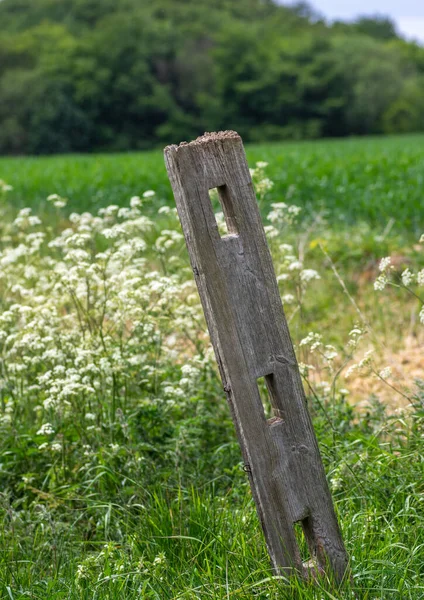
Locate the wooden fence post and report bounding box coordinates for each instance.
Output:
[164,131,348,582]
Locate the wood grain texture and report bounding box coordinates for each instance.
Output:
[164,131,348,582]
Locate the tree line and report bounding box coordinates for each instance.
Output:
[1,0,424,154]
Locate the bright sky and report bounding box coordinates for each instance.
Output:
[308,0,424,43]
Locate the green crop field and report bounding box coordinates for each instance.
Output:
[0,135,423,599]
[1,134,424,231]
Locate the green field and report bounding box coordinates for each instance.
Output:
[0,135,423,599]
[1,134,424,232]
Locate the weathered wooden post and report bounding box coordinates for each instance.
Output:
[164,131,348,582]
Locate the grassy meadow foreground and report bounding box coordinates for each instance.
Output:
[0,135,423,599]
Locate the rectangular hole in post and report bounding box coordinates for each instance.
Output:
[294,521,311,565]
[294,517,322,578]
[257,374,284,425]
[209,185,238,237]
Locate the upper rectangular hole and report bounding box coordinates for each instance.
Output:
[257,374,284,424]
[209,185,238,237]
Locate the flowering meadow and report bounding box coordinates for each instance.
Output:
[0,135,423,599]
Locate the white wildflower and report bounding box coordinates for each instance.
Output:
[379,257,391,272]
[419,306,424,325]
[0,179,13,192]
[47,194,67,208]
[76,564,89,581]
[379,367,392,379]
[130,196,142,208]
[143,190,155,198]
[287,205,301,216]
[324,345,338,361]
[359,349,374,367]
[345,364,358,378]
[37,422,55,436]
[263,225,279,238]
[282,293,295,304]
[256,161,268,169]
[401,268,415,287]
[299,332,322,351]
[348,327,363,348]
[298,362,315,377]
[300,269,320,282]
[349,328,362,337]
[331,476,343,492]
[153,552,166,566]
[416,269,424,286]
[374,274,387,291]
[255,177,273,196]
[288,260,303,271]
[346,350,374,378]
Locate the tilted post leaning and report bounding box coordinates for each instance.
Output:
[164,131,348,582]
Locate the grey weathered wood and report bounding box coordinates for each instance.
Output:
[164,131,348,582]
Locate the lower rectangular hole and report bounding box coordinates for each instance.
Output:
[294,517,322,577]
[293,521,311,564]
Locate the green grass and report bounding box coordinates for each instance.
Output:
[1,134,424,233]
[0,134,423,599]
[2,393,424,599]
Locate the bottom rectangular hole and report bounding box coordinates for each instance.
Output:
[293,521,311,564]
[294,517,322,577]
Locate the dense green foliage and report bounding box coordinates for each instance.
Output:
[1,0,424,154]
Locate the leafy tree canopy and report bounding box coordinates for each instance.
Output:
[0,0,423,154]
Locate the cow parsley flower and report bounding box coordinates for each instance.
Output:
[130,196,142,208]
[47,194,67,208]
[300,269,320,282]
[401,268,415,287]
[0,179,13,193]
[299,332,322,351]
[288,260,303,271]
[37,422,55,436]
[374,274,387,291]
[379,367,392,379]
[379,257,391,272]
